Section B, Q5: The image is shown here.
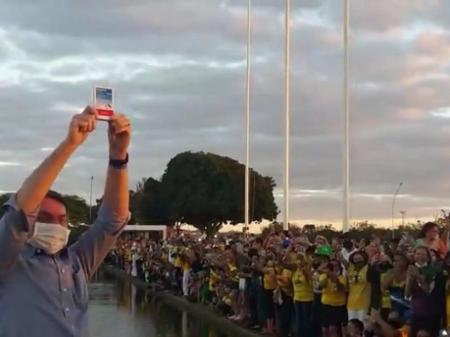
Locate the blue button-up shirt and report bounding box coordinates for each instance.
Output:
[0,196,128,337]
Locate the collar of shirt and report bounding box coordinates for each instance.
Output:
[23,244,69,259]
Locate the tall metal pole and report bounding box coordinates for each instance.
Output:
[343,0,350,232]
[244,0,252,233]
[283,0,291,231]
[89,176,94,224]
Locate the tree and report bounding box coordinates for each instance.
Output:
[150,151,278,236]
[63,195,89,225]
[128,190,137,225]
[136,178,169,225]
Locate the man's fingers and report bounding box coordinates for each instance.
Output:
[85,119,92,132]
[109,114,131,134]
[82,105,97,117]
[78,121,89,132]
[112,126,130,135]
[74,114,97,133]
[110,122,130,135]
[110,114,128,126]
[87,118,95,132]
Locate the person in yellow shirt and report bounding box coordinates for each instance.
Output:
[173,247,182,268]
[319,259,348,337]
[292,254,314,337]
[180,247,193,297]
[275,262,293,337]
[347,251,371,322]
[172,245,183,293]
[379,271,391,318]
[381,253,408,320]
[209,267,221,295]
[225,258,240,320]
[261,258,276,335]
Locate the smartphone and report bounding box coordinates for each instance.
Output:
[93,86,114,121]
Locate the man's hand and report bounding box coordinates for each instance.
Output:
[108,114,131,159]
[17,106,97,214]
[65,106,97,147]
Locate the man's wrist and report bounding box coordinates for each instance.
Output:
[109,152,129,170]
[109,150,128,161]
[60,139,79,153]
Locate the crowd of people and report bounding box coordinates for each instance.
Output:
[106,221,450,337]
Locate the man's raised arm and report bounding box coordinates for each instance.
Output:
[0,107,97,273]
[71,113,131,278]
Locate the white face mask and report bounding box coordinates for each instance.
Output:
[29,222,71,255]
[415,262,428,269]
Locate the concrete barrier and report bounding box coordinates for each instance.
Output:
[102,266,264,337]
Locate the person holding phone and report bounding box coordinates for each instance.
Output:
[0,106,131,337]
[405,246,443,337]
[347,251,372,322]
[319,259,348,337]
[292,253,314,337]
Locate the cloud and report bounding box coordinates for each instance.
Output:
[0,161,21,167]
[1,1,450,227]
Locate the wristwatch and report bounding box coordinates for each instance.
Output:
[109,153,129,169]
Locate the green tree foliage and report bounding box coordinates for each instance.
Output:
[137,152,278,236]
[63,195,89,225]
[135,177,168,225]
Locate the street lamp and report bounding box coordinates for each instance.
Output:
[400,210,406,227]
[391,182,403,237]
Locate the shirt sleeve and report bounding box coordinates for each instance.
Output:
[69,204,129,279]
[0,195,36,275]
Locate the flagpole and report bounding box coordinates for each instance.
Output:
[343,0,350,232]
[244,0,252,233]
[284,0,291,231]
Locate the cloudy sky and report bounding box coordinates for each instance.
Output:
[1,0,450,227]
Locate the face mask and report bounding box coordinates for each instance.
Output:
[415,262,428,269]
[29,222,71,255]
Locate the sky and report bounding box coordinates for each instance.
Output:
[1,0,450,228]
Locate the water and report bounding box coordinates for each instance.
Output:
[88,272,226,337]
